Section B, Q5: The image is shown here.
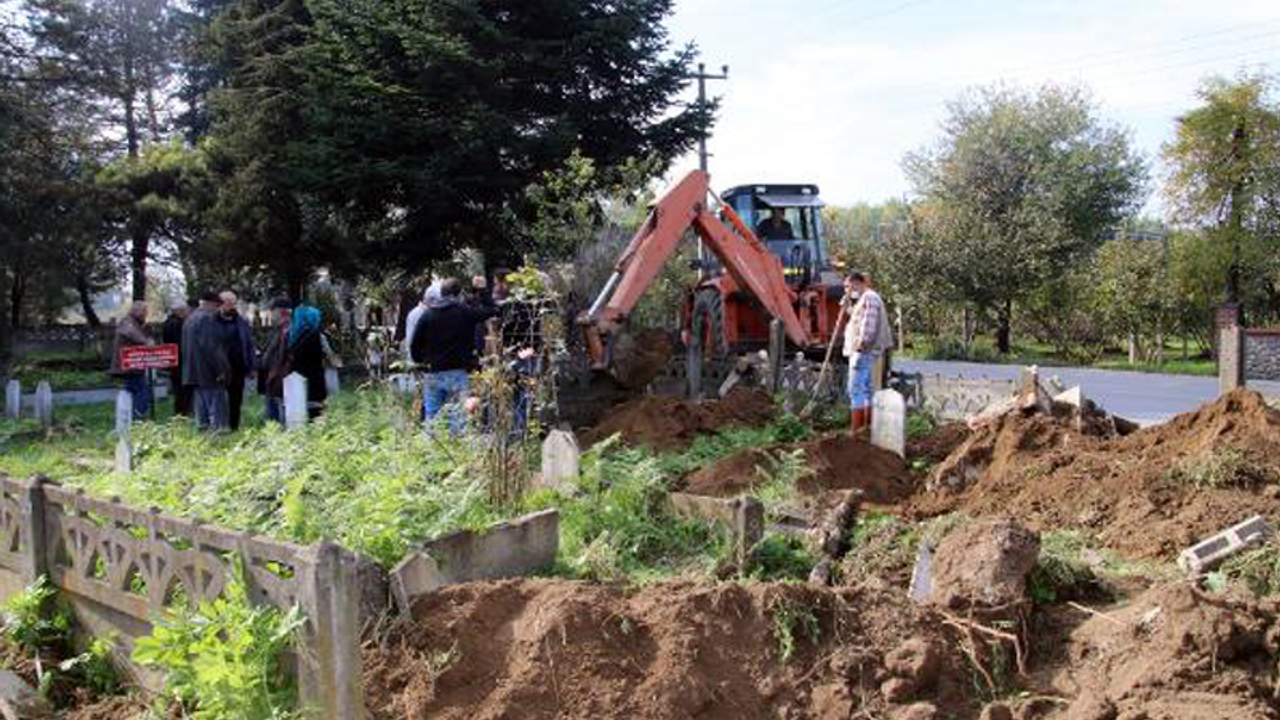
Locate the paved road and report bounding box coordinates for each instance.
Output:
[895,359,1280,425]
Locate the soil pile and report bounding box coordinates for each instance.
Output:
[910,390,1280,560]
[905,422,970,466]
[682,433,915,505]
[364,578,979,720]
[1032,584,1280,720]
[579,387,775,451]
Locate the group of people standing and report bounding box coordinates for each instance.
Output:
[113,292,328,431]
[405,269,539,435]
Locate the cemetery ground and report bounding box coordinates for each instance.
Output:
[2,380,1280,718]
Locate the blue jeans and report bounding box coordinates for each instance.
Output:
[265,396,285,425]
[424,370,470,434]
[847,353,875,410]
[124,374,152,420]
[194,388,230,431]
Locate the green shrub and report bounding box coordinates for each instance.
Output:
[1214,542,1280,596]
[133,564,304,720]
[1,576,71,653]
[1027,530,1109,604]
[743,535,816,583]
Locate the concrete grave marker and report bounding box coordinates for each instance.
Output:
[325,367,340,396]
[4,379,19,420]
[114,391,133,438]
[871,389,906,458]
[284,372,308,429]
[34,381,53,429]
[1054,386,1085,409]
[540,430,580,490]
[114,437,133,474]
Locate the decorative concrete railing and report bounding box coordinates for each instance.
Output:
[0,476,366,719]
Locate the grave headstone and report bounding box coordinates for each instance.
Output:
[114,437,133,474]
[325,367,340,396]
[871,389,906,458]
[540,430,580,491]
[4,379,20,420]
[284,372,308,429]
[34,382,53,429]
[1053,386,1085,409]
[114,391,133,439]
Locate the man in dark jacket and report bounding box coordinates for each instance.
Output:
[161,301,192,416]
[182,292,233,431]
[410,276,497,433]
[219,291,257,431]
[258,298,292,424]
[111,301,154,419]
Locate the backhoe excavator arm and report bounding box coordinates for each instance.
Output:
[582,170,815,366]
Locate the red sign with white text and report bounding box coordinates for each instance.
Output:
[120,344,180,371]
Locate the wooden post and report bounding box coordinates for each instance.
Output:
[768,319,785,394]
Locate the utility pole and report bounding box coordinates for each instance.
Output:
[692,63,729,173]
[691,63,728,274]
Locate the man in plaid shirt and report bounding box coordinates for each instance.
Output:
[843,272,893,434]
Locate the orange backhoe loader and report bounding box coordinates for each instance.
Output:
[580,169,847,394]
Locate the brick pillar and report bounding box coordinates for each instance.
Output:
[1217,303,1245,395]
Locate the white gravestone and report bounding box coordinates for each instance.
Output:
[325,367,340,397]
[284,373,309,429]
[114,391,133,438]
[34,382,53,429]
[540,430,580,491]
[114,437,133,474]
[871,389,906,458]
[4,380,20,420]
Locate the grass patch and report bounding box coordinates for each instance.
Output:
[10,350,113,391]
[768,594,820,664]
[899,336,1215,376]
[1167,447,1275,489]
[527,437,733,582]
[1211,542,1280,596]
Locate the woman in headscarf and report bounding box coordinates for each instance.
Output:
[288,302,328,418]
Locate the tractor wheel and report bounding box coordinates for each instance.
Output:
[686,289,727,399]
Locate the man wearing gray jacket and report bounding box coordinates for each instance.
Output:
[182,291,233,431]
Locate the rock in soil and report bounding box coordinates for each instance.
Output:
[0,669,50,720]
[929,518,1040,610]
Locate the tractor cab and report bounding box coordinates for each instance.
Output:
[721,183,829,286]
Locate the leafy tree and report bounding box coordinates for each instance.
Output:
[1163,73,1280,321]
[1091,237,1174,363]
[283,0,706,273]
[24,0,182,300]
[901,83,1147,353]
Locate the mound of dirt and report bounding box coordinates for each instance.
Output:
[682,433,916,505]
[928,519,1040,610]
[906,422,971,467]
[909,390,1280,560]
[579,387,775,451]
[363,578,978,720]
[1030,584,1280,720]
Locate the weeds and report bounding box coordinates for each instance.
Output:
[1168,446,1274,489]
[1213,542,1280,596]
[133,562,304,720]
[753,448,815,512]
[535,437,732,581]
[742,535,817,583]
[906,412,938,440]
[1,576,70,653]
[769,595,820,663]
[1027,530,1110,604]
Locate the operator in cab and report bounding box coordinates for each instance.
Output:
[755,207,794,240]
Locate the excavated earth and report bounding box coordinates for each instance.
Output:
[364,578,979,720]
[361,389,1280,719]
[579,387,776,451]
[909,389,1280,559]
[682,433,916,506]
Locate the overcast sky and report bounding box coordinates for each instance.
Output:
[665,0,1280,211]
